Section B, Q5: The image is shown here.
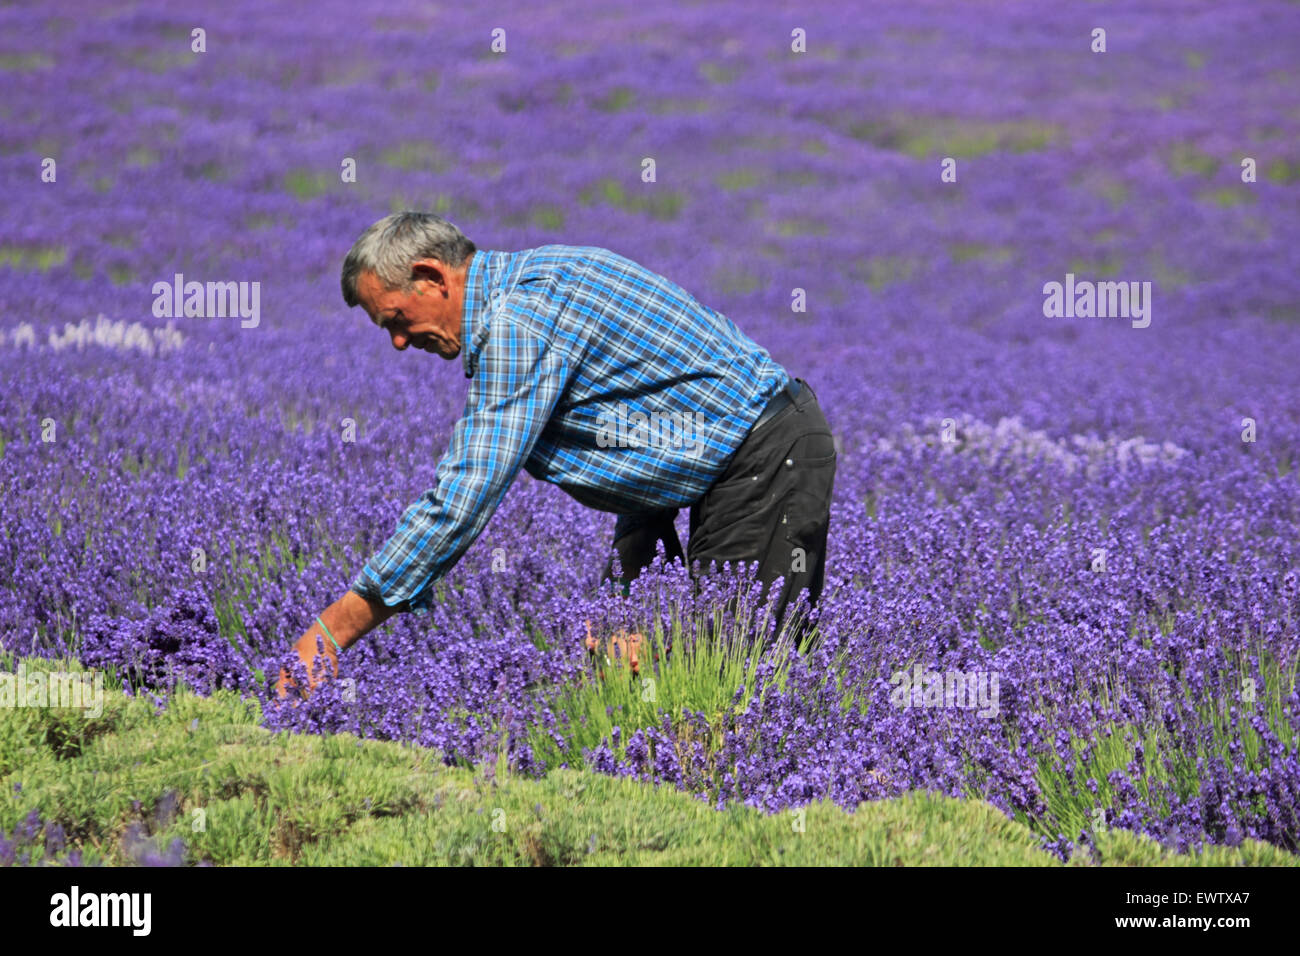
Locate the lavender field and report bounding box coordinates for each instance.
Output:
[3,0,1299,864]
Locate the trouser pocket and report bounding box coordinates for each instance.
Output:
[688,430,835,574]
[764,447,836,597]
[687,390,836,644]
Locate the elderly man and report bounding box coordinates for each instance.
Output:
[277,212,835,697]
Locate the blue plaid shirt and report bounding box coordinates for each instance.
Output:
[352,244,790,612]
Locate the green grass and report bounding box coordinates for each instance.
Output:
[120,47,197,74]
[849,255,925,292]
[1002,646,1298,859]
[770,217,828,237]
[592,86,635,112]
[1167,143,1221,178]
[530,206,565,230]
[949,241,1014,265]
[699,62,738,85]
[0,52,54,71]
[1094,179,1130,210]
[6,654,1293,866]
[579,178,685,221]
[1149,248,1195,291]
[283,169,335,201]
[0,244,67,272]
[526,601,805,770]
[386,192,482,219]
[716,168,763,191]
[1067,254,1127,279]
[649,96,713,116]
[5,584,1296,867]
[1265,158,1300,184]
[1200,187,1254,207]
[378,142,452,172]
[838,114,1061,158]
[711,263,763,295]
[504,205,566,230]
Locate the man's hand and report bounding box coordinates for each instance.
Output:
[276,628,338,700]
[276,589,403,700]
[584,619,644,675]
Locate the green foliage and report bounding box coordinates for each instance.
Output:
[840,114,1061,157]
[1074,825,1296,866]
[1167,143,1221,178]
[0,52,55,71]
[379,142,452,172]
[716,168,763,191]
[579,178,685,221]
[699,63,738,85]
[0,655,1061,866]
[850,255,924,292]
[525,601,803,771]
[283,169,334,200]
[4,654,1294,866]
[0,245,67,272]
[1004,643,1297,856]
[1265,158,1300,184]
[950,241,1014,265]
[592,86,634,112]
[1200,187,1254,207]
[530,205,565,230]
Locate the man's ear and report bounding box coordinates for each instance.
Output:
[409,259,447,290]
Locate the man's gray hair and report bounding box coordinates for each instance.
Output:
[340,211,477,307]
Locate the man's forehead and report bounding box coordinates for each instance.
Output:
[357,271,399,315]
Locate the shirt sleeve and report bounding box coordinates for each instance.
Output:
[351,305,571,614]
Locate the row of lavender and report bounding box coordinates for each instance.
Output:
[3,0,1299,857]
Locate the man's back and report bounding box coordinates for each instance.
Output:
[461,244,791,513]
[352,241,791,613]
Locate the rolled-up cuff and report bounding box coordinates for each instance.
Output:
[350,570,427,615]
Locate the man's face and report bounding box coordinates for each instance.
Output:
[356,256,471,358]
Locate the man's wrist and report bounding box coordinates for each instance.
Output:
[321,589,401,651]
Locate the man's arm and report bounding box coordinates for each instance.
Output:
[277,589,399,697]
[279,296,571,698]
[351,314,572,610]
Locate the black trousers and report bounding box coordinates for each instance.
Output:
[600,378,836,647]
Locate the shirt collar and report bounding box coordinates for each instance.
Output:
[460,248,503,379]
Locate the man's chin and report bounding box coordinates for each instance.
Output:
[412,340,458,358]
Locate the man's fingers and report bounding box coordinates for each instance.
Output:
[272,631,340,706]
